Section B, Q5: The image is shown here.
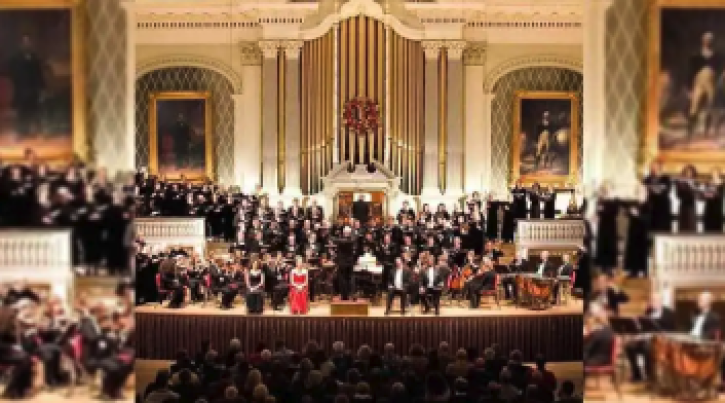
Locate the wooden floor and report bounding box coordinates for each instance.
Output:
[0,383,134,403]
[137,359,584,397]
[136,298,583,318]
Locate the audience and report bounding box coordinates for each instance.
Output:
[140,339,582,403]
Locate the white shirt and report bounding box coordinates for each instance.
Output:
[691,313,707,338]
[428,267,435,288]
[537,262,546,276]
[394,269,403,290]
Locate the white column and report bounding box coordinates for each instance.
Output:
[421,41,442,196]
[259,41,279,195]
[583,0,613,188]
[463,44,486,193]
[122,2,136,171]
[445,41,466,197]
[283,41,303,197]
[234,43,263,193]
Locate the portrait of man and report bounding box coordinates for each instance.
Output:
[657,8,725,152]
[514,92,577,180]
[150,93,211,180]
[0,10,73,159]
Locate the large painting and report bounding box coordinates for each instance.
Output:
[149,92,213,181]
[512,91,578,186]
[647,0,725,171]
[0,2,84,161]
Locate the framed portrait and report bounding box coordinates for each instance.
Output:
[149,91,214,181]
[646,0,725,172]
[0,0,85,161]
[511,91,579,186]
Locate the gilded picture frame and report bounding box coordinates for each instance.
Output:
[511,90,579,187]
[645,0,725,173]
[148,91,214,182]
[0,0,86,162]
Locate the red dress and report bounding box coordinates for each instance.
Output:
[289,271,309,314]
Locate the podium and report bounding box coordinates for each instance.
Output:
[330,298,369,316]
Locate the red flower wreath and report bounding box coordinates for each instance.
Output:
[343,97,380,135]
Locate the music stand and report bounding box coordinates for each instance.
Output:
[637,317,663,333]
[609,316,640,335]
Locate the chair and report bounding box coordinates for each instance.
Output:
[584,336,620,400]
[479,274,501,309]
[155,273,170,308]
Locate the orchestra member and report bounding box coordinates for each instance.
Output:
[289,259,309,315]
[503,250,528,300]
[0,308,32,399]
[690,291,721,341]
[584,303,615,367]
[590,274,629,316]
[420,255,446,315]
[625,293,675,383]
[161,258,185,309]
[385,258,411,316]
[245,260,265,314]
[535,251,555,277]
[214,263,238,310]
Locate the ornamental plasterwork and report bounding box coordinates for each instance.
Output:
[463,42,486,66]
[136,54,243,93]
[445,41,467,60]
[239,42,262,66]
[282,40,303,60]
[483,54,583,92]
[258,40,281,59]
[421,41,444,59]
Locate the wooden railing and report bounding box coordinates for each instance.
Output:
[653,234,725,307]
[515,219,585,257]
[135,217,207,254]
[0,229,73,304]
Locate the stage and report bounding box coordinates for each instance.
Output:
[136,300,583,362]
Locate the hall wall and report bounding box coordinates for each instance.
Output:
[85,0,130,174]
[134,67,235,184]
[602,0,647,187]
[490,67,583,194]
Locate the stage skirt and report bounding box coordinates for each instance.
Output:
[289,287,309,314]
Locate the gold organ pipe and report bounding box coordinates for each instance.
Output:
[328,31,334,173]
[393,35,401,177]
[340,22,348,164]
[359,17,367,98]
[411,41,418,195]
[376,22,384,164]
[315,37,322,193]
[325,32,332,175]
[404,38,411,193]
[439,49,447,194]
[417,45,424,194]
[301,43,308,193]
[309,39,316,194]
[348,19,356,164]
[390,34,397,173]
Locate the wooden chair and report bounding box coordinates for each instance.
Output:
[479,274,501,309]
[584,336,621,400]
[154,273,171,308]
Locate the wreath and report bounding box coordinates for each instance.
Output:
[342,97,380,135]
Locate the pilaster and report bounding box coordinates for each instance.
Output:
[421,41,443,196]
[259,40,280,195]
[283,40,303,197]
[123,1,136,171]
[235,42,263,193]
[463,43,486,193]
[445,41,466,197]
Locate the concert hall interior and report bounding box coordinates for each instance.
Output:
[3,0,725,402]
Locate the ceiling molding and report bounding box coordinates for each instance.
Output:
[136,54,243,93]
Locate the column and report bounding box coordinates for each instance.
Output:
[421,41,442,196]
[122,1,136,171]
[283,40,303,197]
[463,43,486,193]
[445,41,466,197]
[234,43,263,193]
[583,0,613,189]
[259,41,279,195]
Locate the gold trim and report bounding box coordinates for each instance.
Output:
[644,0,725,173]
[0,0,86,162]
[377,22,384,164]
[439,49,448,193]
[148,91,214,182]
[511,90,579,187]
[278,53,286,193]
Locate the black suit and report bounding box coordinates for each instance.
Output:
[335,237,357,300]
[503,258,527,300]
[386,268,411,315]
[352,200,370,224]
[584,326,615,367]
[691,311,722,341]
[419,267,446,314]
[590,287,630,316]
[625,306,676,382]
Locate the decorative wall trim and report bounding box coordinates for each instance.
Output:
[135,217,207,254]
[483,54,583,92]
[136,54,243,93]
[463,43,486,66]
[515,220,585,257]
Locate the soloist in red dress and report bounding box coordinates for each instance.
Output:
[289,271,309,314]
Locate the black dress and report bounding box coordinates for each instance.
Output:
[511,187,528,219]
[529,192,541,219]
[702,183,724,232]
[676,180,697,232]
[594,198,619,270]
[542,192,557,219]
[643,174,672,233]
[623,201,651,276]
[500,202,516,243]
[246,270,265,314]
[485,201,499,239]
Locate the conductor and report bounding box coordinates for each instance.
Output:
[335,226,357,300]
[352,194,370,224]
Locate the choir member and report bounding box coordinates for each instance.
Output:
[702,168,724,232]
[289,260,310,315]
[485,196,500,239]
[594,184,619,274]
[642,160,672,233]
[511,181,528,220]
[676,164,698,232]
[542,185,557,219]
[500,197,516,243]
[529,183,542,219]
[623,186,651,278]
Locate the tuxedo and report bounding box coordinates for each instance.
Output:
[386,267,412,315]
[352,200,370,224]
[690,310,722,341]
[584,326,615,367]
[625,306,676,381]
[590,287,630,316]
[503,258,528,300]
[419,266,446,314]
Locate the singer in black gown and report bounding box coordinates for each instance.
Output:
[529,183,542,219]
[594,195,619,273]
[642,162,672,233]
[676,165,698,232]
[702,171,724,233]
[623,199,651,277]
